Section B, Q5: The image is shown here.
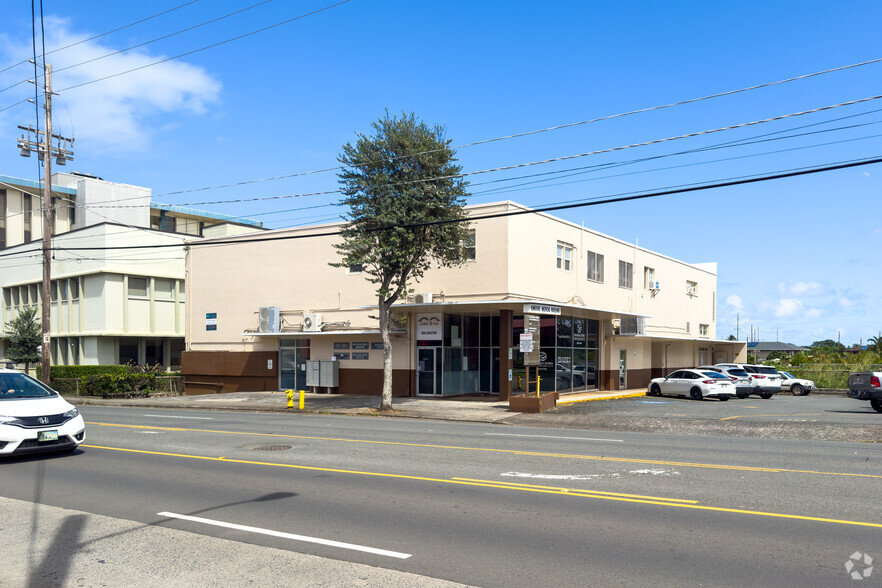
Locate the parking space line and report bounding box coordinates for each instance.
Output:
[720,413,823,421]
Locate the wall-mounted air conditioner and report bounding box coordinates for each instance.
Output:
[414,292,433,304]
[258,306,280,333]
[652,281,661,290]
[303,312,323,332]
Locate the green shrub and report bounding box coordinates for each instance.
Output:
[79,372,157,398]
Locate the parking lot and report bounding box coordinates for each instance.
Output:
[557,392,879,425]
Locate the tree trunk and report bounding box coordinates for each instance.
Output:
[378,295,394,411]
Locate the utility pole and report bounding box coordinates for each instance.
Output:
[16,62,74,384]
[736,313,740,340]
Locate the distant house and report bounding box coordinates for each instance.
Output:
[747,341,806,361]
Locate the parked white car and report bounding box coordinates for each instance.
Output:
[647,369,736,401]
[715,363,781,398]
[778,371,815,396]
[0,369,85,456]
[698,365,753,399]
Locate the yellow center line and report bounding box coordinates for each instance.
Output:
[451,478,698,503]
[81,444,882,530]
[85,421,882,479]
[720,413,824,421]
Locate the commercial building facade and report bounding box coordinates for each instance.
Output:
[0,172,262,369]
[183,201,746,396]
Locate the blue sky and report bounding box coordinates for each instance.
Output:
[1,0,880,346]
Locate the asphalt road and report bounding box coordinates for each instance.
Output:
[2,406,881,587]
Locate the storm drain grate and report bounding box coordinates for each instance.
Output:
[251,445,292,451]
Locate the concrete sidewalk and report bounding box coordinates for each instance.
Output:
[66,388,646,423]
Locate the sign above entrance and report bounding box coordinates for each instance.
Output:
[416,313,442,342]
[523,303,561,315]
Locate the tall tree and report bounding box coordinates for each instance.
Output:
[4,307,41,372]
[335,112,471,411]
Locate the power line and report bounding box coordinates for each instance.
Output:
[53,0,278,76]
[56,0,354,93]
[0,0,203,76]
[150,57,882,198]
[0,155,871,255]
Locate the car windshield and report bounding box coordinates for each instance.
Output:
[701,371,728,379]
[0,372,57,399]
[780,371,794,379]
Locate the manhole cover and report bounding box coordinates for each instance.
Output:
[251,445,292,451]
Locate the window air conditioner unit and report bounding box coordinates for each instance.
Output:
[620,317,645,335]
[258,306,280,333]
[303,313,323,332]
[414,292,433,304]
[652,281,661,290]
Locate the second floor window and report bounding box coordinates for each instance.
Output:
[462,229,476,261]
[557,242,573,271]
[644,267,655,289]
[699,324,709,336]
[687,280,698,296]
[618,260,633,289]
[586,250,604,282]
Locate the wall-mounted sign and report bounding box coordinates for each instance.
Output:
[523,303,561,315]
[352,342,369,350]
[206,312,217,331]
[333,352,350,360]
[519,333,534,353]
[333,342,350,350]
[352,352,369,360]
[416,313,442,342]
[371,342,384,350]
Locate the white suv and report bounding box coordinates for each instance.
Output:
[715,363,781,399]
[698,365,752,399]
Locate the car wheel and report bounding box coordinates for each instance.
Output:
[791,384,805,396]
[760,392,774,399]
[690,387,703,401]
[718,396,729,401]
[870,399,882,413]
[649,384,661,397]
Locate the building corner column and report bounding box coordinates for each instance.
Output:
[499,309,512,401]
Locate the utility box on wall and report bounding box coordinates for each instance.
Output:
[305,360,339,388]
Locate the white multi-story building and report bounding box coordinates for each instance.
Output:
[183,201,746,397]
[0,172,263,368]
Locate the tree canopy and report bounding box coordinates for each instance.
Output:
[4,307,41,370]
[335,112,471,410]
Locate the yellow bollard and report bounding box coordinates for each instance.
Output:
[286,389,294,409]
[537,376,541,398]
[299,389,305,410]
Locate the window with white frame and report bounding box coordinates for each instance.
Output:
[618,260,633,289]
[644,267,655,289]
[687,280,698,296]
[128,276,148,298]
[586,250,604,282]
[461,229,476,261]
[699,324,709,336]
[154,278,174,300]
[557,242,573,271]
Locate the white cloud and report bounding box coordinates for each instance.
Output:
[775,298,803,317]
[840,297,853,307]
[779,281,824,296]
[805,308,822,318]
[725,295,743,310]
[1,17,221,153]
[863,171,871,178]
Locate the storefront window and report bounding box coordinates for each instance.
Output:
[512,314,599,393]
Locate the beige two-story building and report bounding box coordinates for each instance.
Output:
[182,201,746,397]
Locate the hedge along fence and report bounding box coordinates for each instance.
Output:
[40,365,184,398]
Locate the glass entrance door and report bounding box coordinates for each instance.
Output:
[417,347,442,395]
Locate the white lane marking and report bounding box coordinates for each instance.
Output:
[143,415,214,420]
[501,469,680,480]
[485,432,623,442]
[157,512,412,559]
[138,431,163,435]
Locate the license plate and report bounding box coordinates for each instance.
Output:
[38,430,58,442]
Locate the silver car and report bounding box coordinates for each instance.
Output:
[698,365,752,399]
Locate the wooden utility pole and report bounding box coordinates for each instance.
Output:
[39,63,53,384]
